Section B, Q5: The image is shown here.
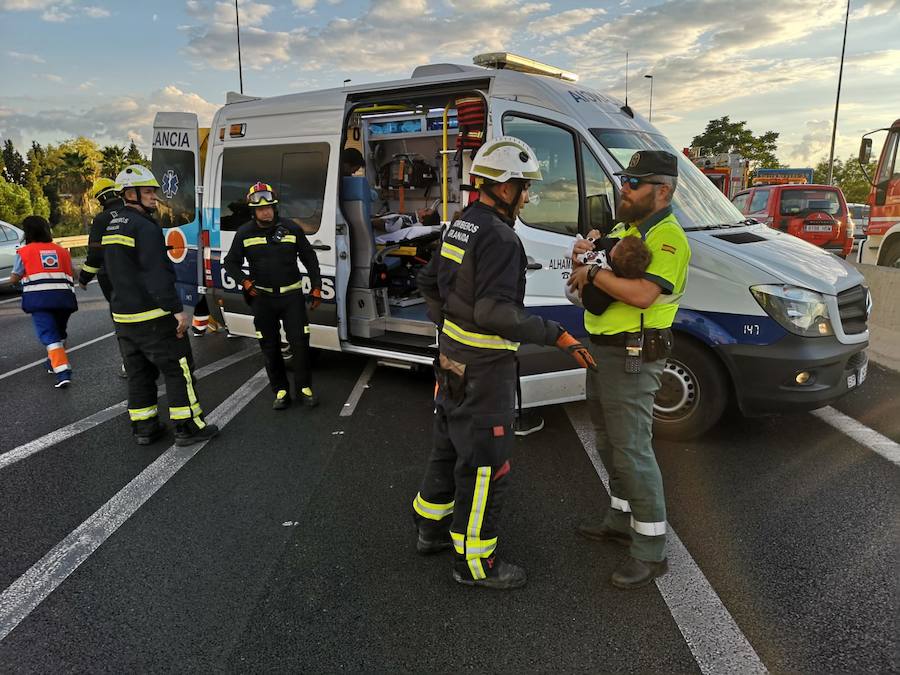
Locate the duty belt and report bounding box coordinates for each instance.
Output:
[589,329,668,347]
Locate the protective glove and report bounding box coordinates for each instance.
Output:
[241,278,258,297]
[556,330,597,371]
[309,287,322,310]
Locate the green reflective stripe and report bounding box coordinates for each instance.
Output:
[440,242,465,264]
[522,170,542,179]
[470,164,504,178]
[413,493,455,521]
[102,234,135,247]
[467,466,491,540]
[244,237,267,247]
[255,285,274,292]
[81,264,100,274]
[282,235,297,243]
[112,308,170,323]
[170,406,192,420]
[128,405,157,421]
[280,280,303,292]
[468,558,486,580]
[304,325,311,334]
[464,536,498,560]
[451,531,465,555]
[255,330,263,339]
[179,356,203,426]
[442,319,519,351]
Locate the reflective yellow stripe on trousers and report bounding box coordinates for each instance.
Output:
[177,356,205,428]
[413,493,454,521]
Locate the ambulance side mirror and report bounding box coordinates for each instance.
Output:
[587,194,613,235]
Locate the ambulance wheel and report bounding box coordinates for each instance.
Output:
[653,337,728,441]
[879,238,900,268]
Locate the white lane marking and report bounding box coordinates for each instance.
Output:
[0,331,115,382]
[565,404,767,675]
[339,359,377,417]
[0,368,268,643]
[0,346,259,471]
[811,406,900,467]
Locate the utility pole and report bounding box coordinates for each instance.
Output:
[644,74,654,122]
[235,0,244,94]
[827,0,850,185]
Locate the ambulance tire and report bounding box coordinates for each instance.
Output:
[653,337,728,441]
[878,237,900,268]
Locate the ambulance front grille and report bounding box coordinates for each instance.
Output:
[837,285,868,335]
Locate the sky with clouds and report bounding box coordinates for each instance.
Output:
[1,0,898,167]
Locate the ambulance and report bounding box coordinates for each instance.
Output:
[151,53,870,440]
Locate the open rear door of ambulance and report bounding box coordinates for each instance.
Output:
[152,112,205,308]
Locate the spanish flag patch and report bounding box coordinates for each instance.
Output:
[661,244,677,254]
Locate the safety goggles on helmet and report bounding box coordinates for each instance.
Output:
[248,189,275,205]
[619,175,664,189]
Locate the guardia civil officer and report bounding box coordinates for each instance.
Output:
[567,150,691,589]
[79,176,128,377]
[223,182,322,410]
[412,136,597,590]
[104,164,219,447]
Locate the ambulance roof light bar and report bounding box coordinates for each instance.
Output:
[473,52,579,83]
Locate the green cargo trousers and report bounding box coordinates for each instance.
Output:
[585,342,667,562]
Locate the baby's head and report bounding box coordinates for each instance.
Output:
[610,236,651,279]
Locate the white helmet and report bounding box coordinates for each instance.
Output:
[470,136,543,184]
[116,164,160,189]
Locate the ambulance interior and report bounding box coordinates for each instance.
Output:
[340,89,485,352]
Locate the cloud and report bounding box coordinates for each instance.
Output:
[0,0,58,9]
[850,0,900,19]
[41,73,63,82]
[7,50,46,63]
[529,7,605,36]
[187,0,274,27]
[83,5,110,18]
[293,0,316,9]
[41,6,71,21]
[786,119,833,165]
[0,86,219,152]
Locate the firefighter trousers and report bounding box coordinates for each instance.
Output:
[251,292,311,393]
[586,342,667,562]
[413,355,516,581]
[116,315,205,428]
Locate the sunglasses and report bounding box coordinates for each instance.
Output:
[248,190,275,204]
[619,176,664,189]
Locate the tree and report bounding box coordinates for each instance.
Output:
[59,149,95,227]
[125,140,147,165]
[2,139,27,186]
[101,144,127,177]
[0,176,33,224]
[813,155,876,203]
[691,116,781,168]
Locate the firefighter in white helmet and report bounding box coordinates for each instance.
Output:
[411,136,596,589]
[102,164,219,447]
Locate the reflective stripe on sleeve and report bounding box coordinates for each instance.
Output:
[440,242,465,264]
[101,234,135,247]
[81,264,100,274]
[128,405,158,421]
[610,496,631,513]
[442,319,519,351]
[413,493,454,521]
[112,308,170,323]
[631,516,666,537]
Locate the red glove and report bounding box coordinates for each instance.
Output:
[241,279,258,297]
[309,287,322,310]
[556,330,597,371]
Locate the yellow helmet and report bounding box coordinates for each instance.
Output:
[246,181,278,207]
[116,164,160,189]
[91,177,120,200]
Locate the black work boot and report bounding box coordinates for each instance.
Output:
[576,522,630,547]
[452,556,527,590]
[610,556,668,590]
[132,419,165,446]
[272,389,290,411]
[298,386,318,408]
[416,529,452,555]
[174,419,220,447]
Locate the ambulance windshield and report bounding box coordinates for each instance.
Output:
[591,129,746,230]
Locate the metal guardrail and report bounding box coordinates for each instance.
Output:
[55,235,89,249]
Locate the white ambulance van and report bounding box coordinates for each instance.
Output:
[151,53,870,440]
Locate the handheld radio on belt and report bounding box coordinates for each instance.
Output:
[625,314,644,374]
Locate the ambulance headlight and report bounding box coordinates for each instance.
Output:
[750,285,834,337]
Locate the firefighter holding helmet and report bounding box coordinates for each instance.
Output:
[412,136,597,590]
[103,164,219,446]
[223,182,323,410]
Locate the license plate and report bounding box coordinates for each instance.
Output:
[805,224,833,233]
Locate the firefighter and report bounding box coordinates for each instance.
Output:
[104,164,219,447]
[567,150,691,589]
[79,176,127,377]
[411,136,597,590]
[223,182,323,410]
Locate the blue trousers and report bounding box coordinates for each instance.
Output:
[31,310,72,347]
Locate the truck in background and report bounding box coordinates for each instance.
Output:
[685,150,749,199]
[752,167,815,186]
[857,119,900,268]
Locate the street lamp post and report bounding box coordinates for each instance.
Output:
[827,0,851,185]
[644,74,654,122]
[235,0,244,94]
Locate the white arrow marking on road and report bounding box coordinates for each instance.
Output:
[0,331,115,382]
[811,406,900,467]
[0,368,268,643]
[0,346,258,471]
[565,403,768,675]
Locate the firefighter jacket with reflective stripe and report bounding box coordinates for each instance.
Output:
[223,218,322,295]
[102,206,183,323]
[79,197,124,287]
[418,201,562,365]
[17,242,77,314]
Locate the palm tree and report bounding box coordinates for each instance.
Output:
[60,150,94,227]
[100,145,127,178]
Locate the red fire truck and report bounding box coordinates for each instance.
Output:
[857,118,900,267]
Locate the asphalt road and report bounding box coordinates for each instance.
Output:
[0,283,897,673]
